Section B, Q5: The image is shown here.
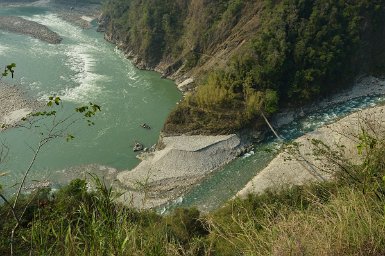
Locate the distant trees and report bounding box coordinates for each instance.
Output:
[101,0,249,67]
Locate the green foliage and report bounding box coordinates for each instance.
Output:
[357,129,377,155]
[159,0,385,134]
[264,89,278,114]
[46,96,61,106]
[102,0,385,135]
[75,102,101,126]
[102,0,190,65]
[1,63,15,78]
[101,0,255,68]
[166,208,208,244]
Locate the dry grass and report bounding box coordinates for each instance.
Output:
[208,186,385,256]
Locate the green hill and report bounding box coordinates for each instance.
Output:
[101,0,385,135]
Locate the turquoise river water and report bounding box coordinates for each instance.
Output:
[0,6,181,188]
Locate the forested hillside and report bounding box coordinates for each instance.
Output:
[101,0,385,135]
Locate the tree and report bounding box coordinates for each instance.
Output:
[245,88,282,140]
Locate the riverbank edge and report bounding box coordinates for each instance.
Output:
[0,81,42,130]
[101,32,195,92]
[237,90,385,198]
[113,76,385,210]
[115,134,252,209]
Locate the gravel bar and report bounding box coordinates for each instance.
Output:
[0,16,62,44]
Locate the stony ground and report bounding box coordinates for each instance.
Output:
[0,81,41,130]
[0,16,62,44]
[117,134,244,209]
[238,103,385,198]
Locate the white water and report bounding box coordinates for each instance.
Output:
[0,6,182,192]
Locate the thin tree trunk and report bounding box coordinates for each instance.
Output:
[260,111,282,141]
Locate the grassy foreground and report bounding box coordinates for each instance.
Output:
[1,133,385,255]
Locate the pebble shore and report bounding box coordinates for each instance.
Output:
[0,16,62,44]
[117,134,244,209]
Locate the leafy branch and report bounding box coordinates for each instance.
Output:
[0,95,101,255]
[1,63,16,79]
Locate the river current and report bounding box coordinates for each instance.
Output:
[0,6,181,188]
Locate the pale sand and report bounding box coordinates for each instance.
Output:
[117,134,243,209]
[0,82,40,130]
[237,105,385,198]
[81,16,93,22]
[2,108,32,125]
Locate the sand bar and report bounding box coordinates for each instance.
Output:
[0,16,62,44]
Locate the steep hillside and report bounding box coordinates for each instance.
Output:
[100,0,261,83]
[100,0,385,135]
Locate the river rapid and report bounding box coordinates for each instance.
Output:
[0,6,181,189]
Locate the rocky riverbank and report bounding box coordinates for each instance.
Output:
[0,81,42,130]
[272,76,385,128]
[0,1,100,29]
[237,103,385,198]
[0,16,62,44]
[237,76,385,198]
[116,134,246,209]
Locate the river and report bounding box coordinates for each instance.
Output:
[0,6,181,188]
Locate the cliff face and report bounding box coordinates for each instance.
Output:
[100,0,262,85]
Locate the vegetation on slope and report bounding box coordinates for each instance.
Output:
[101,0,248,69]
[101,0,385,135]
[51,0,101,4]
[165,0,385,134]
[1,126,385,255]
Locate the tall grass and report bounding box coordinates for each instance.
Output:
[210,188,385,255]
